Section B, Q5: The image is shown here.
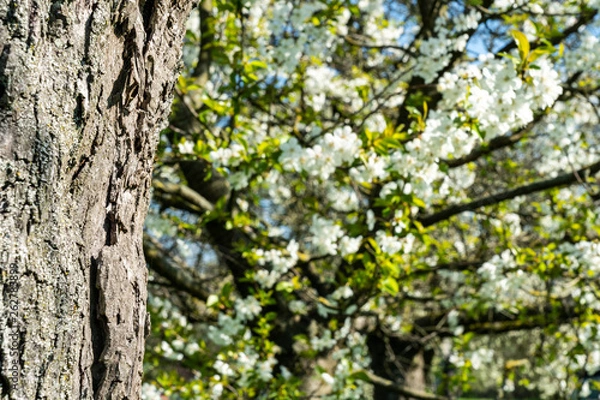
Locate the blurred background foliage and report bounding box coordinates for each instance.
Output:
[142,0,600,399]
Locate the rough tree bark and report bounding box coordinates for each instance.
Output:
[0,0,193,398]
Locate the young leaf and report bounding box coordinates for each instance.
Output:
[381,276,399,295]
[510,30,530,62]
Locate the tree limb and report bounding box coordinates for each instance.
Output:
[192,0,214,86]
[361,370,449,400]
[143,234,210,301]
[418,159,600,227]
[444,119,534,168]
[153,178,214,213]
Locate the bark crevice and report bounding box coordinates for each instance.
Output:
[89,255,107,395]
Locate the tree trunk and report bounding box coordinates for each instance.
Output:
[0,0,193,398]
[368,330,434,400]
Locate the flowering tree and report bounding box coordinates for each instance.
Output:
[143,0,600,398]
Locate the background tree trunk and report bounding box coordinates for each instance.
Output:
[0,0,193,398]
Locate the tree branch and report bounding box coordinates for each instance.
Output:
[143,234,210,301]
[153,178,214,213]
[192,0,214,86]
[412,300,579,338]
[361,370,449,400]
[418,159,600,227]
[444,118,535,169]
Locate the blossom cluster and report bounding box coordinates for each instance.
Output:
[279,126,362,180]
[252,239,299,288]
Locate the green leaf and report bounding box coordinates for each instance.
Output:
[350,370,371,382]
[410,195,426,208]
[248,59,267,69]
[264,312,278,321]
[498,52,517,63]
[381,276,399,295]
[510,30,530,62]
[380,137,402,149]
[275,281,294,293]
[367,237,381,253]
[177,75,187,88]
[405,106,421,116]
[222,282,234,298]
[528,47,551,64]
[206,294,219,308]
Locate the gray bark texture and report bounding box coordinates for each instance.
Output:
[0,0,193,398]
